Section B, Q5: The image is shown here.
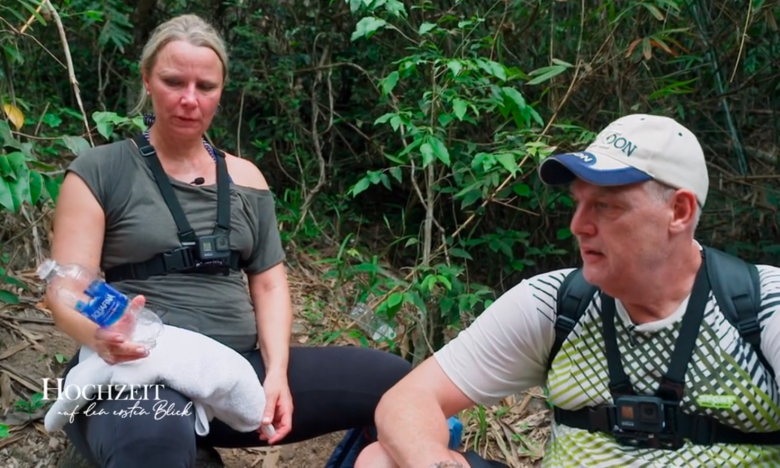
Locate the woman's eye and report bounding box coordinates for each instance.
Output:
[164,79,181,86]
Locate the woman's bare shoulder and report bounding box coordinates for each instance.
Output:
[223,153,269,191]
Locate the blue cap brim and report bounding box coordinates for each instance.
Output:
[539,152,652,186]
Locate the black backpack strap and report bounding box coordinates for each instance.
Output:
[703,245,772,378]
[133,133,198,245]
[548,269,599,372]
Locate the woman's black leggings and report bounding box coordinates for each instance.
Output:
[62,345,412,467]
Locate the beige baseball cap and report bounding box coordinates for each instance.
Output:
[538,114,708,207]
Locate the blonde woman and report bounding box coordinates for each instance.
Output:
[49,14,410,466]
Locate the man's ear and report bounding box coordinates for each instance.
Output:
[669,190,698,233]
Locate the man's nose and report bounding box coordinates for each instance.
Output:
[570,204,595,238]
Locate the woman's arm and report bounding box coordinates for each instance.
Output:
[248,262,293,375]
[47,172,105,349]
[47,172,149,362]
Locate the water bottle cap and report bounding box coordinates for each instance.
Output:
[36,259,57,280]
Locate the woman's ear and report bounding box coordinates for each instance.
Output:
[669,190,698,233]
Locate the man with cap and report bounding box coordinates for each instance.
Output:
[355,114,780,467]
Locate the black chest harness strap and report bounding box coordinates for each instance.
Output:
[104,134,242,283]
[554,252,780,449]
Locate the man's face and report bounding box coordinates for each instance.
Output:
[569,178,674,292]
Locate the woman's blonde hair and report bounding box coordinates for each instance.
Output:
[131,14,228,115]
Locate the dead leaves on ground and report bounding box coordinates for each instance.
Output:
[460,390,551,468]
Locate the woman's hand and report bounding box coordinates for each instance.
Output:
[259,371,293,444]
[94,295,150,365]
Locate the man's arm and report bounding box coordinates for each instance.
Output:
[373,272,562,467]
[375,356,475,467]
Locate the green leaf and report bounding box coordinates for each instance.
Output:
[62,136,91,156]
[389,115,402,132]
[418,22,436,35]
[7,152,30,209]
[557,228,573,240]
[6,151,26,176]
[29,170,42,205]
[0,155,13,178]
[0,121,25,152]
[404,291,427,315]
[438,113,455,127]
[428,136,450,165]
[41,113,62,128]
[437,275,452,291]
[502,87,526,109]
[389,166,402,183]
[350,177,372,197]
[642,3,665,20]
[3,276,27,290]
[0,178,13,211]
[382,71,400,96]
[495,153,519,176]
[447,60,463,77]
[460,189,482,208]
[452,98,468,120]
[43,174,60,203]
[420,142,434,167]
[489,61,507,81]
[449,248,473,260]
[351,17,388,41]
[527,65,569,85]
[513,183,531,197]
[0,290,19,305]
[374,113,395,125]
[387,292,404,309]
[383,0,406,17]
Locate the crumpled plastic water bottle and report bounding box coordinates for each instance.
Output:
[37,258,164,351]
[348,302,397,341]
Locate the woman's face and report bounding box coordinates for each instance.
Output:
[143,40,224,141]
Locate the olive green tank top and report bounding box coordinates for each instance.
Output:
[67,139,286,352]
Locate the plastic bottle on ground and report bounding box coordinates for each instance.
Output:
[348,302,397,341]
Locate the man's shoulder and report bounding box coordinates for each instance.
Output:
[757,263,780,293]
[521,267,579,295]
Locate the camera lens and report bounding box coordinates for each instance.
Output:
[641,403,657,419]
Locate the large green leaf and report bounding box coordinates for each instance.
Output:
[351,17,388,41]
[0,178,13,211]
[29,170,43,205]
[43,174,61,203]
[428,136,451,165]
[6,152,30,209]
[0,290,19,305]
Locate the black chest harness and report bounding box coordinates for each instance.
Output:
[104,134,243,283]
[552,248,780,450]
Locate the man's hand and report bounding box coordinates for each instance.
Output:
[259,371,293,444]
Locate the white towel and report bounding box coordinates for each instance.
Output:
[44,324,266,436]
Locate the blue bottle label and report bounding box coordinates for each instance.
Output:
[75,280,128,327]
